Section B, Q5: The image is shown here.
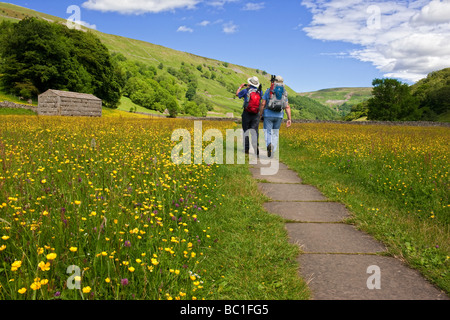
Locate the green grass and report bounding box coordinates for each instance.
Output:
[0,107,35,115]
[438,111,450,122]
[0,90,37,106]
[279,123,450,294]
[117,96,163,115]
[201,163,310,300]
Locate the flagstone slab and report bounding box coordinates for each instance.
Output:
[250,168,302,184]
[285,223,387,254]
[264,201,349,222]
[250,161,289,170]
[298,254,449,300]
[258,183,327,201]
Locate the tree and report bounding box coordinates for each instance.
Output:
[185,83,196,101]
[343,101,369,121]
[367,78,420,121]
[0,18,124,108]
[0,18,71,96]
[166,96,179,118]
[183,101,207,117]
[419,86,450,120]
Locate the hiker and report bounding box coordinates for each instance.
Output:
[236,76,262,156]
[259,75,292,158]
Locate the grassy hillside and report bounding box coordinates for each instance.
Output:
[0,2,308,118]
[299,87,373,106]
[299,87,373,117]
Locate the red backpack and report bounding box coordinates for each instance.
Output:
[245,87,261,114]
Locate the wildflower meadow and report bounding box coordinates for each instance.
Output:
[1,115,449,299]
[280,123,449,292]
[0,116,233,300]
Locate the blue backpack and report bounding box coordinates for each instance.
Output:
[267,84,288,112]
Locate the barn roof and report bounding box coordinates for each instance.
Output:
[40,89,101,101]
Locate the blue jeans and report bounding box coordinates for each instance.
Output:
[263,117,282,151]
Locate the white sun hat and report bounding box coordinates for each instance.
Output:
[247,76,260,87]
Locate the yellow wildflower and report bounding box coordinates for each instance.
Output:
[82,286,91,293]
[11,260,22,271]
[46,253,57,260]
[30,282,41,291]
[38,261,50,271]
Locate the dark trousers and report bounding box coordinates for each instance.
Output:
[242,110,260,154]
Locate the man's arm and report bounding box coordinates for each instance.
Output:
[236,84,247,98]
[259,99,266,118]
[259,89,269,119]
[285,104,292,127]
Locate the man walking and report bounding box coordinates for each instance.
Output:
[236,76,262,156]
[259,75,292,157]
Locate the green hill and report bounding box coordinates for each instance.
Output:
[299,87,373,106]
[411,68,450,122]
[298,87,372,117]
[1,2,325,119]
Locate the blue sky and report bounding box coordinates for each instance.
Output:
[6,0,450,92]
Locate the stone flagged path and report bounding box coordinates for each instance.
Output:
[249,154,449,300]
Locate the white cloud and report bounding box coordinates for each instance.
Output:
[243,2,265,11]
[301,0,450,83]
[223,21,238,34]
[206,0,239,8]
[82,0,201,14]
[412,0,450,25]
[198,20,211,26]
[177,25,194,32]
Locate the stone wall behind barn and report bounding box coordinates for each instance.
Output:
[0,101,37,112]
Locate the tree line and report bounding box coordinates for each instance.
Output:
[0,18,123,108]
[345,69,450,121]
[288,95,338,120]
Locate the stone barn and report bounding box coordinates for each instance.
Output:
[38,89,102,117]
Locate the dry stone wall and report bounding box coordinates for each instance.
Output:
[0,101,37,112]
[291,119,450,127]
